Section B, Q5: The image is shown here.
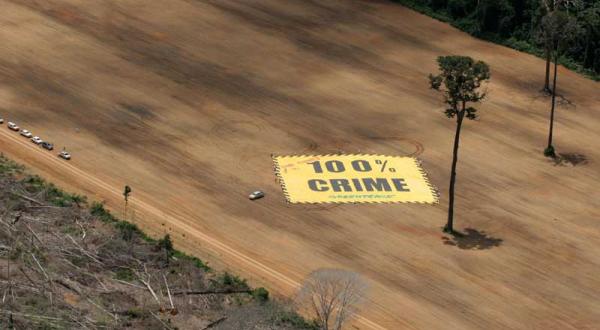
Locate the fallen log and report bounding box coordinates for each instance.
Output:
[172,289,252,296]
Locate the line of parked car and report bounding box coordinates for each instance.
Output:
[0,117,71,160]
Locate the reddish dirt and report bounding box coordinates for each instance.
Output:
[0,1,599,329]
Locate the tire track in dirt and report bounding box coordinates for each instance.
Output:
[367,136,425,157]
[0,128,388,330]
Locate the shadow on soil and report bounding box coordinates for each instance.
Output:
[553,153,588,167]
[535,89,576,109]
[442,228,503,250]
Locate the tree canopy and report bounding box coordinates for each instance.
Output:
[396,0,600,80]
[429,56,491,119]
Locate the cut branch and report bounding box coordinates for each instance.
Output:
[10,192,45,206]
[163,274,175,310]
[202,316,227,329]
[172,289,252,296]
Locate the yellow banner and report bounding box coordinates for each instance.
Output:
[273,154,438,204]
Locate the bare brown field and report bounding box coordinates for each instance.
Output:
[1,1,599,329]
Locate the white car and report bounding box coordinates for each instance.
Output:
[20,129,32,138]
[7,122,19,131]
[249,190,265,200]
[31,136,43,144]
[59,151,71,160]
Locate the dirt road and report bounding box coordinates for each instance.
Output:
[1,1,599,329]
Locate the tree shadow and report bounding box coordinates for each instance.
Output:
[553,153,588,167]
[442,228,503,250]
[535,90,576,109]
[556,95,576,109]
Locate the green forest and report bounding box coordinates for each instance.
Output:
[394,0,600,81]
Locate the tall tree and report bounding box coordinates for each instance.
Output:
[474,0,515,36]
[123,185,132,205]
[578,3,600,69]
[538,0,582,92]
[123,185,132,219]
[429,56,491,234]
[542,10,580,157]
[297,269,367,330]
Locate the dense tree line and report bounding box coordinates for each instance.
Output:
[396,0,600,81]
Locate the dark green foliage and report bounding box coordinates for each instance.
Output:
[123,185,132,204]
[90,202,155,243]
[158,234,174,253]
[393,0,600,81]
[158,234,174,265]
[20,175,87,207]
[116,221,138,241]
[218,271,249,289]
[90,202,211,271]
[273,309,319,330]
[541,10,581,53]
[447,0,473,18]
[429,55,490,119]
[475,0,516,36]
[191,257,211,271]
[91,201,113,220]
[504,37,540,53]
[578,3,600,70]
[22,175,46,192]
[252,287,270,303]
[172,250,211,271]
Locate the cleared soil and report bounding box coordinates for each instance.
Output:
[1,1,599,329]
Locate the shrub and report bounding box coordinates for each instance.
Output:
[22,175,46,192]
[91,202,117,224]
[172,250,211,271]
[218,271,249,290]
[90,202,155,242]
[503,37,537,54]
[21,176,87,207]
[116,221,140,241]
[252,287,269,303]
[273,309,319,330]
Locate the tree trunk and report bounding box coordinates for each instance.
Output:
[7,244,10,298]
[544,44,551,93]
[547,49,559,154]
[583,31,591,67]
[444,107,465,234]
